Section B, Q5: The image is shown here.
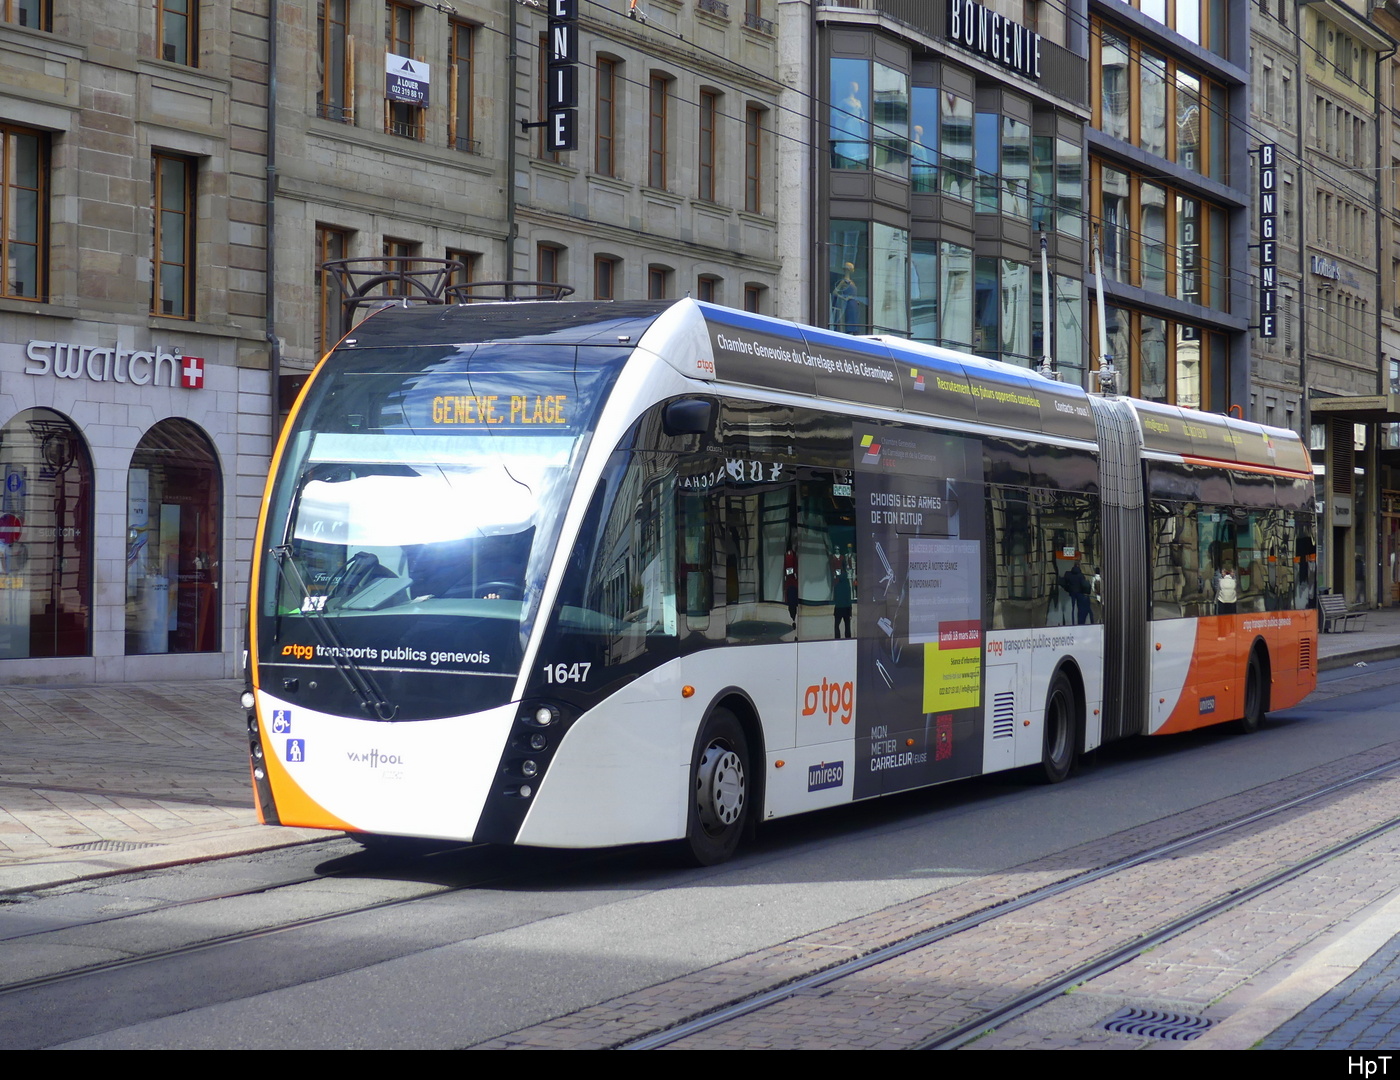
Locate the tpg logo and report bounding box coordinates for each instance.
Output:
[802,678,854,726]
[282,643,314,660]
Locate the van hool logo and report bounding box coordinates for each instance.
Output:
[808,761,845,792]
[346,749,405,767]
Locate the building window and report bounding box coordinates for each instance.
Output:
[697,275,719,303]
[1,125,44,301]
[157,0,196,65]
[382,237,419,296]
[829,59,908,177]
[445,247,478,298]
[699,90,718,201]
[126,419,221,656]
[828,220,909,336]
[538,242,563,285]
[594,256,618,300]
[649,74,670,190]
[1093,305,1226,408]
[317,0,352,122]
[315,226,350,354]
[744,283,764,313]
[648,264,670,300]
[1092,159,1228,310]
[596,58,617,176]
[152,153,194,318]
[4,1,49,30]
[745,105,763,213]
[449,22,476,152]
[1092,20,1228,182]
[385,1,422,139]
[0,409,92,659]
[1122,0,1226,54]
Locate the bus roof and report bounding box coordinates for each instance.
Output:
[334,300,1309,474]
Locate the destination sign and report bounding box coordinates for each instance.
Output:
[431,393,568,426]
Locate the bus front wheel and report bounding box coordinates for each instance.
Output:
[685,707,749,865]
[1040,671,1079,784]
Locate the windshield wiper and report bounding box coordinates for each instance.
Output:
[269,545,398,721]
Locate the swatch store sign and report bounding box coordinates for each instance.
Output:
[24,340,205,389]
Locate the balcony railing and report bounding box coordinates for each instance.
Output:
[743,10,775,32]
[698,0,729,16]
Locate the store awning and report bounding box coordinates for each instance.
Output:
[1309,393,1400,424]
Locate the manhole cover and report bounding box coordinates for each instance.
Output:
[61,839,162,852]
[1103,1007,1215,1041]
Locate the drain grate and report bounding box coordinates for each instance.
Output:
[1102,1007,1215,1041]
[61,839,162,852]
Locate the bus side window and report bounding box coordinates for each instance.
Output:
[678,487,713,633]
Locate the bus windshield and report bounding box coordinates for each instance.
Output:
[259,343,625,709]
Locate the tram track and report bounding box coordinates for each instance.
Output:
[7,731,1400,1050]
[505,748,1400,1051]
[617,755,1400,1048]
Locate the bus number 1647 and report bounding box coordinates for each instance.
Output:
[543,662,593,685]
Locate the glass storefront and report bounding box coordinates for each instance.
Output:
[125,418,221,655]
[0,409,92,659]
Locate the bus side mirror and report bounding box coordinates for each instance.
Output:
[663,398,713,437]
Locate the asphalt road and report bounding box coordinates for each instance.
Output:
[4,658,1400,1050]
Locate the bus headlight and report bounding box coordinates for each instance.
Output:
[529,733,547,751]
[241,691,256,710]
[522,760,539,778]
[531,706,557,726]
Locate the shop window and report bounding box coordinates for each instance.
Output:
[0,409,92,659]
[126,419,221,655]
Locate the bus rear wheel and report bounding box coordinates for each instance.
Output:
[1238,650,1267,734]
[685,708,749,866]
[1040,671,1078,784]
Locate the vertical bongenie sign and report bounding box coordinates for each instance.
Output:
[1258,143,1277,338]
[547,0,578,152]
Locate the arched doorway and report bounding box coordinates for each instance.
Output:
[126,419,221,655]
[0,409,93,658]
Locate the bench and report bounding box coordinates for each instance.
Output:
[1319,593,1368,633]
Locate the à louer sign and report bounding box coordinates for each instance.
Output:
[24,340,205,389]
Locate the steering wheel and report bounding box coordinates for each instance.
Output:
[476,580,524,600]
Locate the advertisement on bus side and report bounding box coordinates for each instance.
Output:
[853,424,985,798]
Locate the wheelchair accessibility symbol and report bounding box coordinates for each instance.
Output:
[271,709,292,734]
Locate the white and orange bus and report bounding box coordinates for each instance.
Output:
[244,299,1317,863]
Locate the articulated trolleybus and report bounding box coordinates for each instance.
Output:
[247,299,1318,863]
